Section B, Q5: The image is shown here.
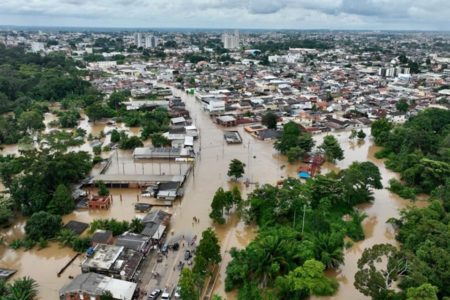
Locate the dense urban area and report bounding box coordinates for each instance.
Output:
[0,28,449,300]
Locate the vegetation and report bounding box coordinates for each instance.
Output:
[117,131,143,149]
[226,164,382,298]
[227,159,245,180]
[0,197,14,228]
[209,187,242,224]
[0,45,97,114]
[0,149,91,216]
[356,195,450,299]
[47,184,75,215]
[25,211,62,241]
[396,99,409,113]
[96,181,110,196]
[179,228,221,299]
[320,135,344,162]
[275,121,314,163]
[89,218,130,236]
[150,133,170,148]
[371,109,450,195]
[388,179,417,200]
[0,277,38,300]
[261,111,278,129]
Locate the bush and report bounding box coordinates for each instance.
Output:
[388,179,416,200]
[10,239,24,249]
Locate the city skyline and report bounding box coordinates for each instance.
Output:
[1,0,450,31]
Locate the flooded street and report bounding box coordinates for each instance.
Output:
[0,88,427,299]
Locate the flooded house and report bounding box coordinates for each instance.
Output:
[81,244,144,281]
[59,272,137,300]
[88,195,112,210]
[115,232,151,252]
[90,230,114,246]
[141,210,171,242]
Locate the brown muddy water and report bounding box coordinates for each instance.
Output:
[0,89,427,299]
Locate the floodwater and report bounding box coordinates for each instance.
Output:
[0,88,427,299]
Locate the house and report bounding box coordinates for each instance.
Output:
[64,221,89,236]
[170,116,187,126]
[90,230,114,246]
[81,244,144,281]
[116,232,151,252]
[88,195,112,210]
[59,272,137,300]
[141,210,171,241]
[216,115,237,127]
[255,129,281,141]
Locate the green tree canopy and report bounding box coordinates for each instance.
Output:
[354,244,407,300]
[320,135,344,162]
[261,111,278,129]
[276,259,338,298]
[25,211,62,241]
[227,159,246,180]
[47,184,75,215]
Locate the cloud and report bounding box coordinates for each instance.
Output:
[0,0,449,30]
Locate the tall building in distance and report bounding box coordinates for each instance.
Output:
[145,35,158,49]
[134,33,158,49]
[134,32,143,48]
[222,30,240,50]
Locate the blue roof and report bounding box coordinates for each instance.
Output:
[298,171,310,179]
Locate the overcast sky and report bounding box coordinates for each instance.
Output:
[0,0,449,30]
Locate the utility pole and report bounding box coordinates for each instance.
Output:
[301,204,306,234]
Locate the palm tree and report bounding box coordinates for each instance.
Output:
[5,277,38,300]
[311,233,344,269]
[57,228,76,247]
[129,218,144,233]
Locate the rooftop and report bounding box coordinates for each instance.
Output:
[59,272,136,300]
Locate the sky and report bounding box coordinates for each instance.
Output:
[0,0,449,31]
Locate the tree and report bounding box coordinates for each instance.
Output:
[357,130,366,140]
[110,129,120,143]
[275,121,300,154]
[47,184,75,215]
[262,111,278,129]
[179,268,200,300]
[4,277,38,300]
[96,181,109,197]
[18,110,45,132]
[150,133,170,147]
[108,90,129,109]
[0,197,13,228]
[276,259,338,298]
[58,109,80,128]
[196,227,222,266]
[228,159,245,180]
[210,188,229,224]
[57,228,76,247]
[354,244,407,300]
[287,146,305,163]
[340,161,383,205]
[396,99,409,113]
[349,129,357,139]
[371,118,393,145]
[119,134,143,150]
[320,135,344,162]
[129,218,144,233]
[25,211,62,241]
[406,284,438,300]
[231,186,243,215]
[85,103,112,123]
